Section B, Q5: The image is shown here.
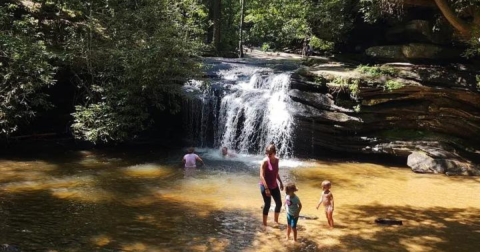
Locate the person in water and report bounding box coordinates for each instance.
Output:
[316,180,334,228]
[221,147,237,158]
[259,144,284,226]
[182,147,204,168]
[285,183,302,242]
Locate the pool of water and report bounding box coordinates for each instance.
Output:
[0,147,479,251]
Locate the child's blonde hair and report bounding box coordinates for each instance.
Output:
[285,182,298,194]
[322,180,331,190]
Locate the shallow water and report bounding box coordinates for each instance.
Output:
[0,148,479,252]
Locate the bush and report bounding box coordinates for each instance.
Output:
[357,65,397,77]
[309,36,335,52]
[384,80,404,91]
[0,35,56,136]
[261,42,272,52]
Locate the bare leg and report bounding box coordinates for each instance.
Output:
[328,211,334,228]
[263,215,268,226]
[293,227,297,242]
[325,212,329,226]
[274,212,280,224]
[286,225,291,240]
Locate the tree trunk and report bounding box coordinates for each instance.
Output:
[206,0,214,44]
[399,0,476,38]
[238,0,245,58]
[213,0,222,52]
[433,0,472,37]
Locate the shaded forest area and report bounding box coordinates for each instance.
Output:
[1,0,479,146]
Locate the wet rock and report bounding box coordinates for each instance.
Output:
[290,62,480,175]
[1,245,20,252]
[289,90,353,113]
[407,151,479,175]
[407,151,448,174]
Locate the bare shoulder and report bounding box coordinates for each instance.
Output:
[261,158,268,166]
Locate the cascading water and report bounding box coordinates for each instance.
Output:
[183,62,295,157]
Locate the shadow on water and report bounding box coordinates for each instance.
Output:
[1,147,480,251]
[0,190,262,251]
[320,204,480,252]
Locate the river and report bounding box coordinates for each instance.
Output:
[1,147,479,251]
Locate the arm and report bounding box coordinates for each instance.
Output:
[331,194,334,210]
[195,155,204,165]
[316,192,324,209]
[259,160,271,196]
[276,159,284,191]
[296,201,302,218]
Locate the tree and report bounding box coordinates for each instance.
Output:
[0,2,56,137]
[363,0,480,38]
[213,0,222,51]
[239,0,245,57]
[361,0,480,56]
[69,0,205,143]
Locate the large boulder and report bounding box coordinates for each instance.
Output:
[407,151,480,176]
[366,43,460,61]
[386,20,452,45]
[365,45,405,61]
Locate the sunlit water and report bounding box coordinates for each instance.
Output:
[0,148,479,252]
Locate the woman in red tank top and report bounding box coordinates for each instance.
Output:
[259,144,284,226]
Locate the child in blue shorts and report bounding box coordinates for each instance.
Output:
[285,183,302,242]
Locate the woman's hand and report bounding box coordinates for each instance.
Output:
[265,188,271,197]
[279,183,284,191]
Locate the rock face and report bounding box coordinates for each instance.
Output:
[290,63,480,175]
[365,43,460,61]
[386,20,452,45]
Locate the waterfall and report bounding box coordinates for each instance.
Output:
[183,65,295,157]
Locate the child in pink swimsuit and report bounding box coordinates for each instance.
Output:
[316,180,334,228]
[182,147,203,168]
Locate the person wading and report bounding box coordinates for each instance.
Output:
[259,144,284,227]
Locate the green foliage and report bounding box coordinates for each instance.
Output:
[464,28,480,58]
[68,0,204,143]
[1,0,205,142]
[261,42,272,52]
[309,0,355,43]
[357,65,398,77]
[0,4,56,136]
[384,80,404,91]
[309,36,335,52]
[245,0,311,48]
[354,104,361,113]
[328,77,360,99]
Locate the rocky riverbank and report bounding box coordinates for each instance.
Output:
[289,59,480,175]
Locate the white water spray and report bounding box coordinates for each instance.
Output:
[184,65,295,157]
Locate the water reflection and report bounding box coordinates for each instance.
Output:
[0,148,479,251]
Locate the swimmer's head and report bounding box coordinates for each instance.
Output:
[221,147,228,156]
[322,180,331,190]
[187,147,195,153]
